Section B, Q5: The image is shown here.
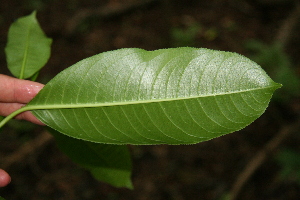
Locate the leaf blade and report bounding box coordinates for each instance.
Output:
[5,11,52,79]
[49,128,133,188]
[27,48,281,144]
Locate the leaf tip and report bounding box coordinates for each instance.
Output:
[275,82,283,89]
[125,180,134,190]
[31,10,37,17]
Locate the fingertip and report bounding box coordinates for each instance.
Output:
[0,169,11,187]
[0,74,44,103]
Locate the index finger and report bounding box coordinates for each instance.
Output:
[0,74,44,103]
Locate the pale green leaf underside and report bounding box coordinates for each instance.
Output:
[5,11,52,79]
[27,48,281,145]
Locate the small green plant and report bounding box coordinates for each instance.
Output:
[171,21,201,47]
[0,12,281,198]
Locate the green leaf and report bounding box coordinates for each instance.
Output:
[49,128,133,188]
[26,48,281,144]
[5,11,52,79]
[0,196,6,200]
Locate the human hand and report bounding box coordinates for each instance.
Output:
[0,74,45,187]
[0,74,44,125]
[0,169,11,187]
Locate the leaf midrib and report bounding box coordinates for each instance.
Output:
[27,85,279,111]
[19,17,32,79]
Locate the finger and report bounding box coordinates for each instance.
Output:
[17,111,45,125]
[0,102,45,125]
[0,74,44,103]
[0,169,11,187]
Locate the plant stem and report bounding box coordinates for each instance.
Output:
[30,71,39,81]
[0,107,29,128]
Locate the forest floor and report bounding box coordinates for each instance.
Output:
[1,0,300,200]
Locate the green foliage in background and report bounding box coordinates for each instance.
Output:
[276,148,300,185]
[171,22,201,47]
[5,11,52,79]
[50,128,133,189]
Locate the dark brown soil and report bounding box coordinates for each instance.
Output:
[1,0,300,200]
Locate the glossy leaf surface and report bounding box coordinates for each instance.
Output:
[27,48,281,144]
[5,11,52,79]
[50,128,132,188]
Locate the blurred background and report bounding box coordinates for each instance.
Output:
[1,0,300,199]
